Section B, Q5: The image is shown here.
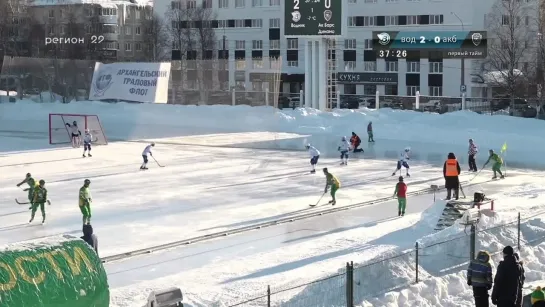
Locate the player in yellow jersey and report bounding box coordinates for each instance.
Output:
[323,168,341,205]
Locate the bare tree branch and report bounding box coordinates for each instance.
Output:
[142,9,169,61]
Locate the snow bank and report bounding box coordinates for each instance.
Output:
[1,100,545,168]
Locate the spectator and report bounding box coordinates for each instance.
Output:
[531,287,545,307]
[81,223,98,256]
[467,250,493,307]
[492,246,522,307]
[514,253,525,307]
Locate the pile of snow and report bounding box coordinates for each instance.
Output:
[280,205,545,307]
[2,100,545,168]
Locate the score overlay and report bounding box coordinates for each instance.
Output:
[372,31,487,59]
[284,0,343,36]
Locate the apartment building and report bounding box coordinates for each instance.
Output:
[153,0,518,98]
[27,0,154,61]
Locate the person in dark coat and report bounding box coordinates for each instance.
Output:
[443,152,461,200]
[492,246,522,307]
[350,132,363,152]
[81,223,98,256]
[514,253,525,307]
[468,250,493,307]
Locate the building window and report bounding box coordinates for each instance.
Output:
[348,0,357,3]
[385,16,398,25]
[386,61,398,72]
[430,15,442,24]
[288,61,298,67]
[252,59,264,68]
[202,0,212,8]
[186,0,196,8]
[287,38,298,49]
[407,15,418,25]
[269,18,280,28]
[270,58,281,69]
[385,0,398,2]
[429,62,443,73]
[236,59,246,70]
[48,10,54,18]
[251,19,262,27]
[364,0,377,3]
[219,0,229,8]
[344,39,356,49]
[86,8,93,16]
[125,26,132,35]
[364,39,372,49]
[252,40,262,49]
[364,85,377,95]
[60,25,65,35]
[270,0,280,5]
[344,84,357,94]
[235,40,245,49]
[407,61,420,72]
[385,84,398,95]
[235,20,244,27]
[218,20,227,28]
[135,10,141,19]
[364,61,376,71]
[502,15,510,25]
[269,39,280,49]
[252,0,263,6]
[235,0,245,8]
[429,86,442,96]
[135,26,141,35]
[348,16,356,27]
[125,43,132,51]
[407,86,419,96]
[185,79,196,90]
[136,43,142,51]
[364,16,376,26]
[344,61,356,71]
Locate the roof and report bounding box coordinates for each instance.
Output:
[28,0,153,7]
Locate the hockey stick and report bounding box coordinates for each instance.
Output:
[459,183,466,199]
[15,198,30,205]
[151,156,165,167]
[309,192,326,207]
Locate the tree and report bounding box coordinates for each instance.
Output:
[166,2,217,104]
[142,9,169,61]
[484,0,534,102]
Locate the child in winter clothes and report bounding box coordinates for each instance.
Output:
[394,176,407,216]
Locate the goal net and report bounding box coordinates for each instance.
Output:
[49,113,108,145]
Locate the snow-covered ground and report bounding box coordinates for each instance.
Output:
[2,100,545,306]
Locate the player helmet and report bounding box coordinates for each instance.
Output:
[26,173,31,177]
[85,129,90,133]
[73,121,77,125]
[84,179,91,185]
[39,179,45,185]
[405,147,411,152]
[399,176,403,181]
[305,144,310,148]
[151,143,155,146]
[342,136,346,141]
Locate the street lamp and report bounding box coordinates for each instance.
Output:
[451,12,465,98]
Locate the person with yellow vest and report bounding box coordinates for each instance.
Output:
[443,152,461,200]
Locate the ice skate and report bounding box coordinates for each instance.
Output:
[331,200,336,206]
[406,173,410,177]
[401,212,405,216]
[88,153,92,157]
[500,175,505,179]
[310,169,315,174]
[398,210,401,216]
[492,176,497,179]
[83,154,86,157]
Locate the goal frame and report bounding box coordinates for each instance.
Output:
[48,113,108,145]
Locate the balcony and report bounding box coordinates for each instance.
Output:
[99,15,118,25]
[101,33,119,41]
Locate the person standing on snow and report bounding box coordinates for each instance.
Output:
[323,168,340,206]
[443,152,461,200]
[305,144,320,174]
[81,224,99,256]
[338,136,351,165]
[483,149,505,179]
[350,132,363,153]
[367,121,375,142]
[514,253,525,307]
[392,147,411,177]
[468,138,478,172]
[492,246,522,307]
[140,143,155,170]
[393,176,407,216]
[467,250,493,307]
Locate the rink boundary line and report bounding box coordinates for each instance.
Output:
[100,178,494,264]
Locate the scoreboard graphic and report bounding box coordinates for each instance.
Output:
[372,31,487,59]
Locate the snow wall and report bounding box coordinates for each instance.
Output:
[0,235,109,307]
[1,100,545,169]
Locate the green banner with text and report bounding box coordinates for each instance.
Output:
[0,236,109,307]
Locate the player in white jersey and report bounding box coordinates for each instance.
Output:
[338,136,351,165]
[392,147,411,177]
[140,143,155,170]
[82,129,92,157]
[305,144,320,173]
[65,121,81,147]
